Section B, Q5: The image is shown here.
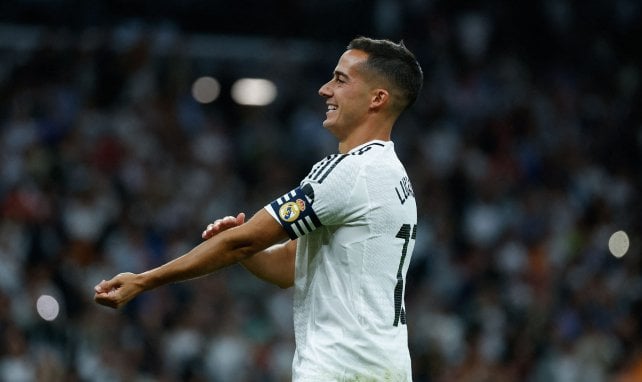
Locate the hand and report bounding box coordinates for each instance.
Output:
[94,272,143,309]
[202,212,246,240]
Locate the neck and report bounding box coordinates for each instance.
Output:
[338,131,390,153]
[337,117,394,154]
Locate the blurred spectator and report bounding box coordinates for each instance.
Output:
[0,1,640,381]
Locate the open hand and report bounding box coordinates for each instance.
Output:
[202,212,246,240]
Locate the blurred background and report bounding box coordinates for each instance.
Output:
[0,1,641,381]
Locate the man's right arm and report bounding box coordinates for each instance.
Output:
[94,209,289,309]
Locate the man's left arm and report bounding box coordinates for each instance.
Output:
[202,212,297,289]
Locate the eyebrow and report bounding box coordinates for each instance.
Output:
[334,70,349,80]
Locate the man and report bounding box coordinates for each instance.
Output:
[95,36,423,381]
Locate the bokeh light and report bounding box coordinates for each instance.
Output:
[231,78,277,106]
[192,76,221,104]
[36,294,60,321]
[608,230,630,258]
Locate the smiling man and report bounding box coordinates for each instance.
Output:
[94,36,424,381]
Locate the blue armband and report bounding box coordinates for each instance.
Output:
[268,184,321,239]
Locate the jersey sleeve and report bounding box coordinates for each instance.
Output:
[303,153,365,226]
[264,153,366,239]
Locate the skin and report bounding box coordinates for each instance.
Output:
[204,213,297,289]
[319,49,397,154]
[94,48,398,309]
[94,209,288,308]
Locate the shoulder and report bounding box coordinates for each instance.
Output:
[304,141,393,184]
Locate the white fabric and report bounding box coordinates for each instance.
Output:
[266,140,417,381]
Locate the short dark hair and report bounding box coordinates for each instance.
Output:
[347,36,423,112]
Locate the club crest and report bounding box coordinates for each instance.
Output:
[279,199,307,222]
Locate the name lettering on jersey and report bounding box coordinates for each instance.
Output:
[395,176,415,205]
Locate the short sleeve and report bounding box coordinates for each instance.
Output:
[265,149,371,237]
[302,154,365,227]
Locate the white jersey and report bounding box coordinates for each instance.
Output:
[265,140,417,381]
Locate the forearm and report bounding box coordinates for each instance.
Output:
[95,209,289,309]
[140,231,253,290]
[95,231,258,309]
[240,240,296,288]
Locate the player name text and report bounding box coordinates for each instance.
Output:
[395,176,414,205]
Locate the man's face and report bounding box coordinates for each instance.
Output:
[318,49,374,140]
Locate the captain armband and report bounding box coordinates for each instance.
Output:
[268,184,321,239]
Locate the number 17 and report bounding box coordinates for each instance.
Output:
[393,224,417,327]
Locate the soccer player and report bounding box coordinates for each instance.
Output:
[94,36,423,381]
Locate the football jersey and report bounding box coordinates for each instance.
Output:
[265,140,417,381]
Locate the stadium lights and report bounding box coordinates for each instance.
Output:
[191,76,278,106]
[192,76,221,104]
[231,78,277,106]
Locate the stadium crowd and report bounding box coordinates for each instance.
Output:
[0,2,640,381]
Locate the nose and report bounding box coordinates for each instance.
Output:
[318,81,332,98]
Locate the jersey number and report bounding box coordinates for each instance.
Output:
[393,224,417,327]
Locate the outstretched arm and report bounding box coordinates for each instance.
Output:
[202,213,296,289]
[94,208,288,309]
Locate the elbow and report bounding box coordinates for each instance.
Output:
[276,280,294,289]
[234,245,259,262]
[226,234,270,262]
[275,266,294,289]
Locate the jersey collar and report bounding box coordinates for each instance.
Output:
[347,140,391,154]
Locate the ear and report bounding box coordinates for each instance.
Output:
[369,88,390,111]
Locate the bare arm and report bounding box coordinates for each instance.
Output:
[201,212,296,288]
[240,239,296,288]
[94,209,288,309]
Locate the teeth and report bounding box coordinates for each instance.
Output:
[327,105,337,111]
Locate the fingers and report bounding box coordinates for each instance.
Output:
[94,293,119,309]
[94,277,118,307]
[93,273,132,309]
[202,212,246,240]
[94,278,117,294]
[202,221,222,239]
[94,280,106,293]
